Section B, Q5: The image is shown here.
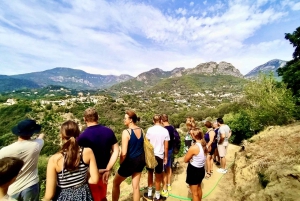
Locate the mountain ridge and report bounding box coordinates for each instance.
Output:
[245,59,287,78]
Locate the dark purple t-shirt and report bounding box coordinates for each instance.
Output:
[77,124,118,169]
[164,125,174,151]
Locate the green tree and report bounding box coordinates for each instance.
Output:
[244,74,295,131]
[277,26,300,101]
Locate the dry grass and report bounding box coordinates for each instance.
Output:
[233,122,300,201]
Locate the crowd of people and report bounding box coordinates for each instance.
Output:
[0,107,231,201]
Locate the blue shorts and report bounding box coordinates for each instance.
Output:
[165,149,173,167]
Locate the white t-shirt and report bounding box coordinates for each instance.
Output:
[0,195,17,201]
[0,139,44,195]
[146,125,170,159]
[217,124,230,146]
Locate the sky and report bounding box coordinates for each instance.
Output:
[0,0,300,76]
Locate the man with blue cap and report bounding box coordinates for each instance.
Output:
[0,119,45,201]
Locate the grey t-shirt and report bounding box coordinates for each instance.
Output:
[217,125,230,145]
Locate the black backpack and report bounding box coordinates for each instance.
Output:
[173,127,181,154]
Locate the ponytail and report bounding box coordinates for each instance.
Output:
[59,121,81,171]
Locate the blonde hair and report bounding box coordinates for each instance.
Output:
[153,114,161,123]
[186,117,196,130]
[84,108,98,122]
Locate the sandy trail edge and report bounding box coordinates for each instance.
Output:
[106,143,240,201]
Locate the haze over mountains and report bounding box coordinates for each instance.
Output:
[0,59,286,93]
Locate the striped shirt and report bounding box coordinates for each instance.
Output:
[57,148,89,188]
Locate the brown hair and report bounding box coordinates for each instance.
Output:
[0,157,24,186]
[186,117,196,130]
[153,114,161,123]
[84,108,98,122]
[205,121,212,128]
[161,114,168,122]
[191,127,208,155]
[125,110,140,123]
[59,120,81,171]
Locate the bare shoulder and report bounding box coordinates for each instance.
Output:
[83,147,93,155]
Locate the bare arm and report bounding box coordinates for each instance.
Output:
[163,140,168,165]
[184,145,198,163]
[38,133,45,139]
[207,130,215,148]
[102,136,120,184]
[44,156,57,200]
[218,133,225,144]
[119,130,130,164]
[84,148,100,184]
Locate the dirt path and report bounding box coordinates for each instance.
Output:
[107,144,240,201]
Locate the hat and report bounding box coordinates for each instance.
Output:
[12,119,41,136]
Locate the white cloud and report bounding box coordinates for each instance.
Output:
[190,2,194,6]
[292,2,300,10]
[0,0,298,77]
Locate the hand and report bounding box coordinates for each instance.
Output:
[98,169,108,174]
[163,157,167,165]
[102,170,110,184]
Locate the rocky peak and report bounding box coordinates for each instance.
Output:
[186,61,243,78]
[245,59,287,78]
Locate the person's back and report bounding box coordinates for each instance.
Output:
[0,120,44,201]
[78,124,117,169]
[77,108,119,201]
[43,120,99,201]
[218,124,230,145]
[146,125,169,158]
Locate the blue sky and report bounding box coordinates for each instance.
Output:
[0,0,299,76]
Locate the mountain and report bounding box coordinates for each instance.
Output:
[0,75,40,92]
[245,59,287,78]
[110,61,243,92]
[10,67,133,90]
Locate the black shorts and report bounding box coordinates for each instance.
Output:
[146,156,163,174]
[118,154,145,177]
[209,145,217,156]
[186,163,205,185]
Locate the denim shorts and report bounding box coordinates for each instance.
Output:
[11,183,39,201]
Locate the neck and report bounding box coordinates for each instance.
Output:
[154,122,161,126]
[162,122,170,126]
[86,122,98,127]
[18,137,29,141]
[0,185,9,199]
[128,123,137,129]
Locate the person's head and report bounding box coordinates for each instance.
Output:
[161,114,169,123]
[0,157,24,187]
[59,120,81,170]
[190,127,208,154]
[153,114,162,124]
[124,110,140,126]
[217,118,224,126]
[186,117,196,130]
[190,127,204,140]
[204,121,212,129]
[83,108,99,123]
[212,121,219,129]
[12,119,41,140]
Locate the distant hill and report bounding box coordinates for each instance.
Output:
[0,75,40,92]
[111,61,243,91]
[245,59,287,78]
[7,67,133,90]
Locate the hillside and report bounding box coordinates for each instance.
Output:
[11,67,133,90]
[245,59,287,78]
[0,75,40,92]
[232,123,300,200]
[110,61,243,92]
